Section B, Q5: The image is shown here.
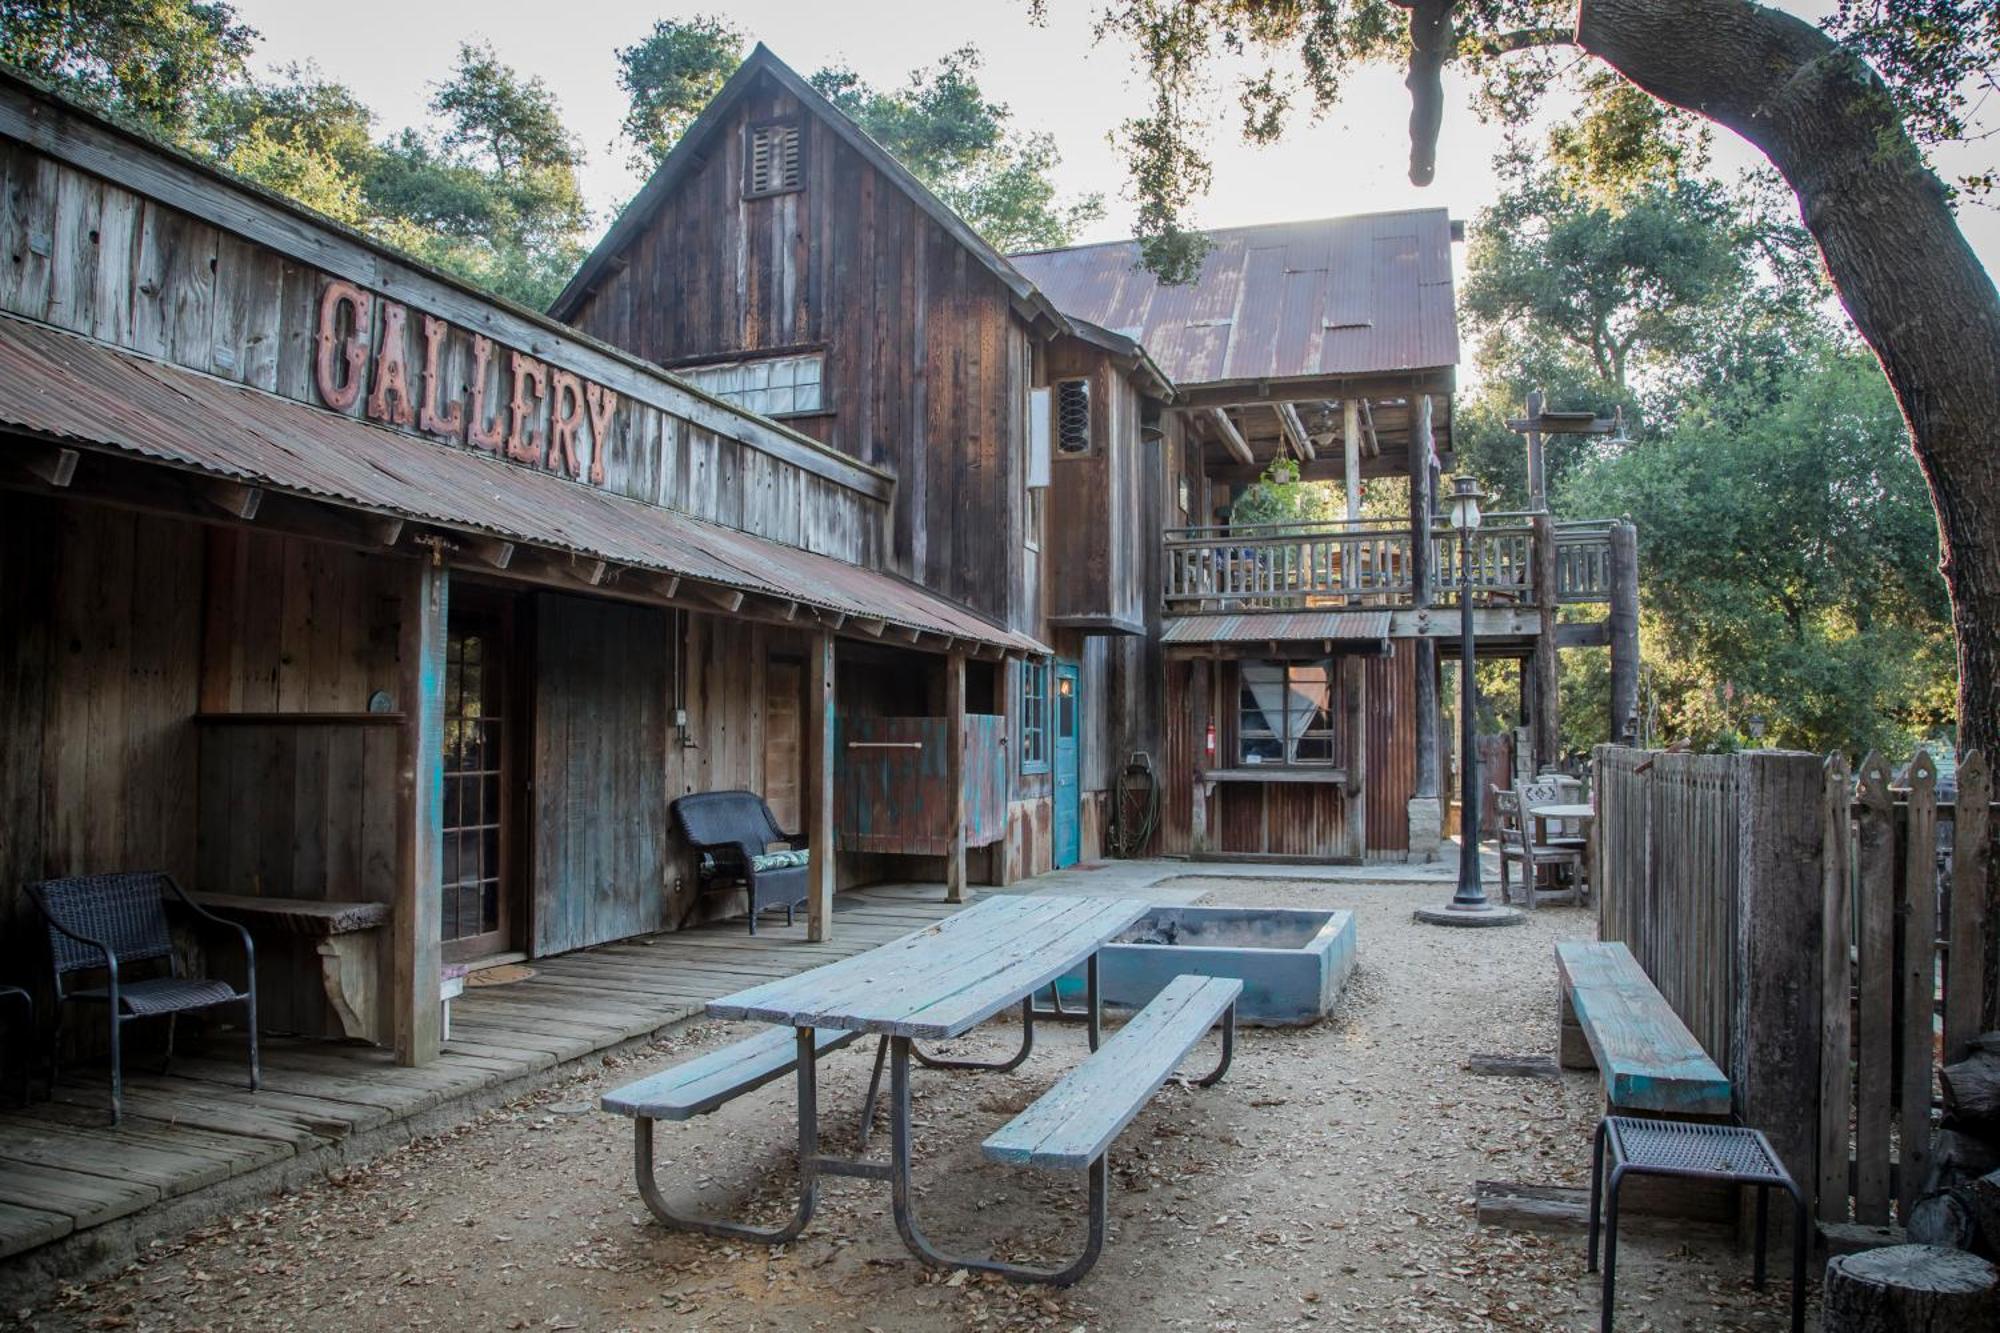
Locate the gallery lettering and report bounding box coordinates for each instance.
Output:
[313,279,617,485]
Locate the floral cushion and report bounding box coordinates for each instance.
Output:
[749,848,810,873]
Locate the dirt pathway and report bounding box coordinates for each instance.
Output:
[12,877,1810,1332]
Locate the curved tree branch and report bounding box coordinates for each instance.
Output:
[1400,0,1454,185]
[1477,27,1577,57]
[1574,0,2000,752]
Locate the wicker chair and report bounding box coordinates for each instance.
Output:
[670,792,810,935]
[27,872,259,1124]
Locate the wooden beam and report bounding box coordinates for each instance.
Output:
[573,556,610,587]
[805,630,837,941]
[1207,409,1255,467]
[1359,399,1381,458]
[891,624,922,643]
[1173,370,1456,412]
[1275,404,1315,461]
[694,584,745,613]
[1342,400,1361,519]
[394,555,446,1066]
[205,480,263,521]
[643,572,681,600]
[15,444,79,487]
[854,616,888,638]
[945,651,968,904]
[464,537,514,570]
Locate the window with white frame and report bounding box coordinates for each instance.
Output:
[676,352,825,417]
[1238,660,1337,766]
[1021,659,1051,773]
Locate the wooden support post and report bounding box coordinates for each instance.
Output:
[806,629,837,941]
[1531,511,1560,772]
[1408,396,1441,857]
[394,554,446,1066]
[1344,654,1368,861]
[945,651,967,903]
[1342,399,1361,519]
[1524,388,1547,510]
[1609,521,1641,745]
[1732,749,1829,1234]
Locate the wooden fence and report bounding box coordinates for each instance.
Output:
[1594,743,1999,1230]
[1816,748,1993,1227]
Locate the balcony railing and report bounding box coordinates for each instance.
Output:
[1162,517,1619,614]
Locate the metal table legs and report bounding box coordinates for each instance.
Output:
[632,956,1113,1283]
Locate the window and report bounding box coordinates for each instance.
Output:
[676,352,824,417]
[1021,659,1051,773]
[1055,377,1092,454]
[1238,661,1337,766]
[745,120,803,197]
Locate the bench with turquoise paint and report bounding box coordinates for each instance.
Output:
[983,973,1240,1170]
[1555,941,1731,1118]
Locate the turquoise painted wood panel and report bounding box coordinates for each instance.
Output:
[1556,940,1731,1116]
[1053,663,1080,867]
[837,714,1006,853]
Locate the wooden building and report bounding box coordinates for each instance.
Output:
[549,47,1179,881]
[0,66,1047,1070]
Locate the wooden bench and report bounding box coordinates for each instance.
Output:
[190,893,391,1046]
[1556,941,1731,1117]
[984,973,1241,1170]
[601,1025,860,1122]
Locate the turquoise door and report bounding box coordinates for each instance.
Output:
[1053,663,1081,868]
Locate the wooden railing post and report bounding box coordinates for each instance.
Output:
[1852,752,1896,1225]
[393,554,445,1067]
[1609,522,1640,745]
[1947,750,1991,1061]
[806,630,837,941]
[945,650,967,904]
[1530,512,1559,772]
[1817,753,1854,1223]
[1730,748,1827,1236]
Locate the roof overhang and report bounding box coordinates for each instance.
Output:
[0,313,1046,658]
[1162,610,1392,657]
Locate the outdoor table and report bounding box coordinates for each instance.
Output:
[1532,803,1597,898]
[669,893,1152,1279]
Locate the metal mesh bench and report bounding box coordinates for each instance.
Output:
[1589,1116,1806,1333]
[671,791,810,935]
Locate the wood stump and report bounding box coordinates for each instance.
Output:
[1822,1244,1999,1332]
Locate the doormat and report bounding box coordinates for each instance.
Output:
[466,963,536,987]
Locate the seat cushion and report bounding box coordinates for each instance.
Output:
[72,976,244,1017]
[750,848,809,873]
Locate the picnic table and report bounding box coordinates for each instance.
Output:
[605,893,1240,1283]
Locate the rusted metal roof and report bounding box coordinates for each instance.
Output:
[1161,611,1392,645]
[0,313,1045,655]
[1011,211,1459,388]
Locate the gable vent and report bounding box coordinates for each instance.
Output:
[1056,377,1092,454]
[746,121,803,198]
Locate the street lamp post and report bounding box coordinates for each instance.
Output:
[1416,475,1523,928]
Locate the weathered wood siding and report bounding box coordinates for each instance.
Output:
[1365,640,1418,854]
[561,77,1030,625]
[0,497,203,954]
[1044,337,1147,630]
[0,136,881,564]
[531,593,670,955]
[837,715,1008,853]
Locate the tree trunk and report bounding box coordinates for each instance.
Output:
[1576,0,2000,755]
[1822,1245,1999,1332]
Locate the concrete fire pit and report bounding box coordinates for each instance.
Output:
[1053,904,1356,1026]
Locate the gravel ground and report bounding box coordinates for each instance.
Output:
[11,876,1813,1332]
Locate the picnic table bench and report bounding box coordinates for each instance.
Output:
[600,894,1239,1284]
[1556,941,1731,1117]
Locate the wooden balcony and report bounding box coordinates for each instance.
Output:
[1161,516,1621,617]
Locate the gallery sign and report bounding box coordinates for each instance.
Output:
[313,279,618,485]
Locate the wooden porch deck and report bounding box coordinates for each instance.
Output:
[0,886,962,1271]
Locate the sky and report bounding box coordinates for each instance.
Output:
[228,0,1999,285]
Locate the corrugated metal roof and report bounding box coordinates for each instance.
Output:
[1160,611,1392,645]
[0,313,1045,655]
[1011,211,1459,388]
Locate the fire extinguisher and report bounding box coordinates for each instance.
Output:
[1204,720,1217,764]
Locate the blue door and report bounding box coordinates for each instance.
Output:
[1052,663,1081,868]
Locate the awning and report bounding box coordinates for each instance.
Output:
[1161,610,1392,648]
[0,313,1045,655]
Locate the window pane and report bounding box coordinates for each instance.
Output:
[1241,736,1283,763]
[1293,737,1336,764]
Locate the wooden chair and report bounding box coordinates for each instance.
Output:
[27,872,259,1125]
[1495,789,1581,909]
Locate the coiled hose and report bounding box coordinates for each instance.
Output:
[1110,754,1160,858]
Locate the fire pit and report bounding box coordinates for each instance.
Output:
[1054,904,1356,1026]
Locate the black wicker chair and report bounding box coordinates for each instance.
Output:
[27,872,259,1124]
[671,792,810,935]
